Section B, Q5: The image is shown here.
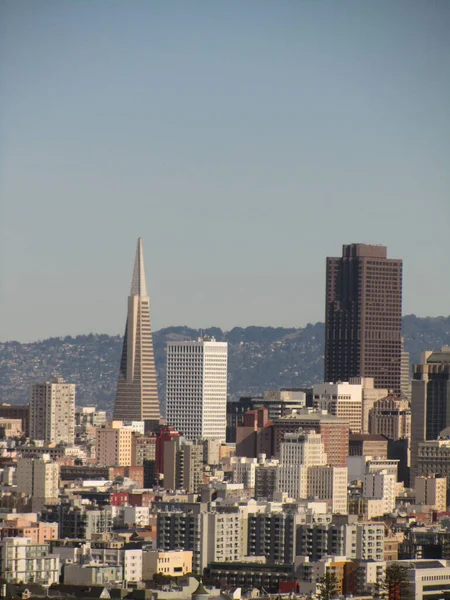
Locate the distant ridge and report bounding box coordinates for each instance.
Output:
[2,315,450,412]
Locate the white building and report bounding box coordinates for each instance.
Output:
[276,430,326,499]
[30,377,75,445]
[363,470,397,514]
[307,466,348,514]
[16,455,59,512]
[313,382,363,433]
[207,510,242,563]
[166,338,228,441]
[123,506,151,528]
[0,537,60,585]
[415,475,447,512]
[124,548,143,583]
[231,457,258,489]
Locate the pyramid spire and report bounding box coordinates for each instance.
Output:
[130,237,148,297]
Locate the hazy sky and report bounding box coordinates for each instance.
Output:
[1,1,449,342]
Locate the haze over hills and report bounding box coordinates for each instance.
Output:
[1,314,450,414]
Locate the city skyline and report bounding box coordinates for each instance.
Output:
[1,1,450,342]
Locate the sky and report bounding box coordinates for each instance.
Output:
[1,1,449,342]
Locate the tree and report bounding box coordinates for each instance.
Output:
[316,572,339,600]
[375,563,411,600]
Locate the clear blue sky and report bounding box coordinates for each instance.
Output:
[1,1,449,342]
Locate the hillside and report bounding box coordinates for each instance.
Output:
[1,315,450,413]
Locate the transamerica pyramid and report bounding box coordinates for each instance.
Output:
[113,238,160,429]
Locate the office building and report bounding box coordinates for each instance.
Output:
[324,244,403,393]
[411,348,450,476]
[96,421,135,467]
[113,238,160,429]
[348,433,388,458]
[401,338,411,402]
[30,377,75,445]
[274,409,349,467]
[235,407,273,458]
[313,382,363,433]
[276,430,326,499]
[350,377,388,434]
[414,475,447,512]
[163,437,203,493]
[253,389,306,420]
[166,338,228,441]
[368,396,411,441]
[0,404,29,437]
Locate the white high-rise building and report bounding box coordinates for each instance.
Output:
[30,377,75,445]
[166,338,228,441]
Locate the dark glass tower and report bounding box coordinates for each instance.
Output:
[324,243,403,393]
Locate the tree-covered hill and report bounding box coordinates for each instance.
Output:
[1,315,450,413]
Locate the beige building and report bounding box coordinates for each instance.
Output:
[142,550,192,580]
[114,238,160,428]
[415,475,447,512]
[368,396,411,441]
[0,519,58,544]
[30,377,75,445]
[313,382,363,433]
[0,418,23,438]
[163,438,203,493]
[16,455,59,512]
[307,466,348,514]
[349,377,388,434]
[96,421,135,467]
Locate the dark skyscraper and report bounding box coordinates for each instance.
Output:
[324,243,403,393]
[113,238,160,428]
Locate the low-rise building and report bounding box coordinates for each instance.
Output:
[142,550,192,580]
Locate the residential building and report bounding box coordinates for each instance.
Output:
[415,475,447,512]
[0,519,58,544]
[16,455,59,512]
[64,564,123,585]
[254,459,279,500]
[231,457,258,489]
[0,537,60,585]
[113,238,160,430]
[362,470,396,515]
[30,377,75,445]
[313,382,363,433]
[247,509,302,564]
[324,243,403,394]
[411,348,450,476]
[41,502,113,539]
[307,466,348,514]
[166,338,228,442]
[142,550,192,580]
[96,421,135,466]
[401,339,411,402]
[162,438,203,493]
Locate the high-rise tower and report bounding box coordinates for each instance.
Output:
[113,238,160,428]
[324,243,403,394]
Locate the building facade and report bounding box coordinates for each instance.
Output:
[166,338,228,441]
[30,377,75,445]
[113,238,160,428]
[313,382,363,433]
[324,243,403,394]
